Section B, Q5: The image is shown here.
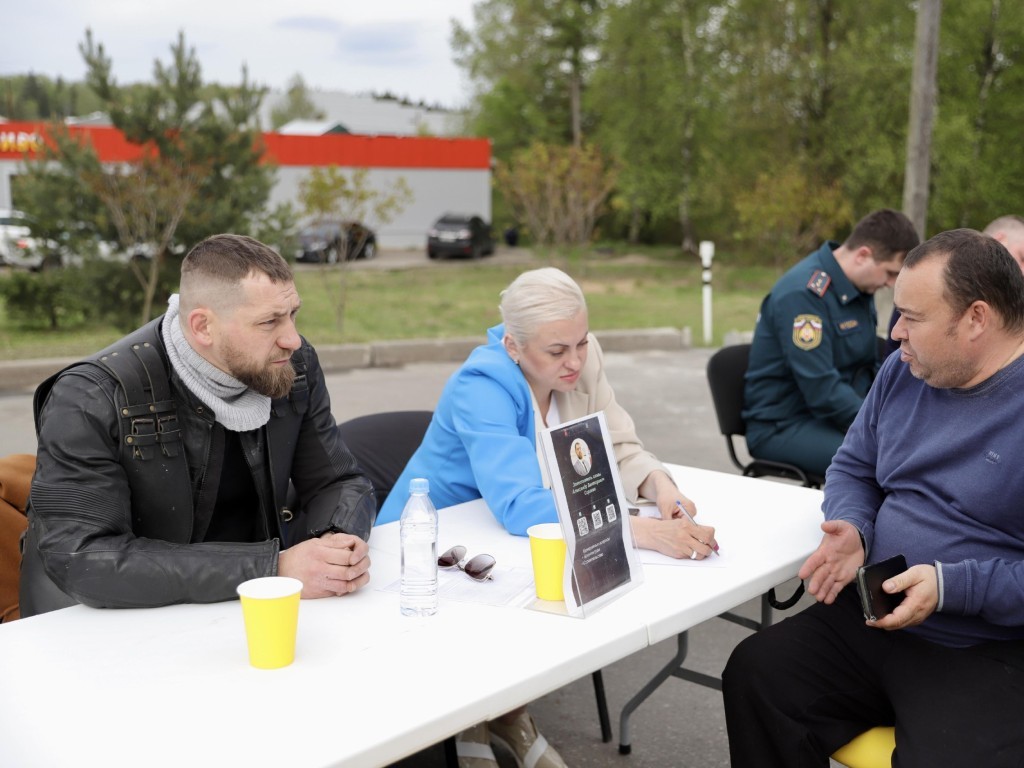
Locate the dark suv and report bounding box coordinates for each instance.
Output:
[295,221,377,263]
[427,214,494,260]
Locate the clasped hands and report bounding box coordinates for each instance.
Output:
[799,519,938,630]
[278,532,371,598]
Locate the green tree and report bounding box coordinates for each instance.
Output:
[86,152,205,322]
[15,29,275,326]
[818,9,916,218]
[80,30,275,250]
[734,163,853,267]
[297,166,413,329]
[928,0,1024,232]
[249,202,301,262]
[12,123,111,246]
[495,141,615,246]
[452,0,606,156]
[16,121,203,326]
[298,167,412,234]
[699,0,916,251]
[270,74,326,130]
[20,74,49,120]
[591,0,721,250]
[0,269,84,330]
[0,74,105,120]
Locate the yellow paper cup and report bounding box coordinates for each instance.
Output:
[527,523,566,601]
[237,576,303,669]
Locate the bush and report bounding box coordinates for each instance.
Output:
[74,257,181,330]
[0,268,86,330]
[734,164,853,268]
[0,254,182,335]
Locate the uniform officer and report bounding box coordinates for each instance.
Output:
[743,209,920,477]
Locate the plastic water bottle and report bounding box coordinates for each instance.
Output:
[400,477,438,616]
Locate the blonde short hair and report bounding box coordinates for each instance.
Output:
[499,268,587,345]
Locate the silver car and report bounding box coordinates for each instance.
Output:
[0,209,46,269]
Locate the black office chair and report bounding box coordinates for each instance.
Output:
[337,410,435,511]
[706,343,825,488]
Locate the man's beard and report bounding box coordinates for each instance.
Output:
[224,344,296,399]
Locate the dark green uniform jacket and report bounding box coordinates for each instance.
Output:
[743,241,878,432]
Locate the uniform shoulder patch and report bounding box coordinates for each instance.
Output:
[792,314,824,350]
[806,270,831,297]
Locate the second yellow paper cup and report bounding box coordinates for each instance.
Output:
[237,576,303,669]
[527,523,566,601]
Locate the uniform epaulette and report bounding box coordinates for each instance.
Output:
[806,270,831,297]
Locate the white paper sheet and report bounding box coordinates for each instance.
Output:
[631,503,728,568]
[382,566,536,607]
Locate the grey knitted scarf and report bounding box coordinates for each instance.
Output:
[161,294,271,432]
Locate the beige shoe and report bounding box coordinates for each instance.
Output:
[488,710,569,768]
[455,722,499,768]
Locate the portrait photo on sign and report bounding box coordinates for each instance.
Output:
[570,438,592,476]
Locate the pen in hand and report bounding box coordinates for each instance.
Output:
[675,499,720,556]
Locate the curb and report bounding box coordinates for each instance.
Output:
[0,327,693,396]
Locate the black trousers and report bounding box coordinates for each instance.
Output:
[722,586,1024,768]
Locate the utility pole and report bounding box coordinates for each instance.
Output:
[902,0,942,238]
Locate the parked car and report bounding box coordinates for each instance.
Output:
[60,236,162,268]
[426,214,495,260]
[295,220,377,263]
[0,209,49,269]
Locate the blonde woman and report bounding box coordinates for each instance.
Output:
[377,267,717,767]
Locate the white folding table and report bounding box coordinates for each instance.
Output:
[0,465,822,767]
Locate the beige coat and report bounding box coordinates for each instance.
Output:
[552,334,668,503]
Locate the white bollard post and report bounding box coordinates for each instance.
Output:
[699,240,715,346]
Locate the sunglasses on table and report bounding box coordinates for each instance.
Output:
[437,545,496,582]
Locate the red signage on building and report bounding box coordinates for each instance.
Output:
[0,122,490,169]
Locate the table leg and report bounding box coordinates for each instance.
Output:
[591,670,612,743]
[618,632,692,755]
[616,592,787,755]
[443,735,457,767]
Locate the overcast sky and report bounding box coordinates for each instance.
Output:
[0,0,479,108]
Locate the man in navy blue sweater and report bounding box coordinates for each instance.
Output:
[723,228,1024,767]
[883,213,1024,357]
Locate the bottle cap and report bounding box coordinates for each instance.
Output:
[409,477,429,495]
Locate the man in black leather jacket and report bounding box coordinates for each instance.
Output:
[20,234,376,615]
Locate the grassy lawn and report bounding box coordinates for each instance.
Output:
[0,248,782,360]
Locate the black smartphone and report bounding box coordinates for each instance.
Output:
[855,554,907,621]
